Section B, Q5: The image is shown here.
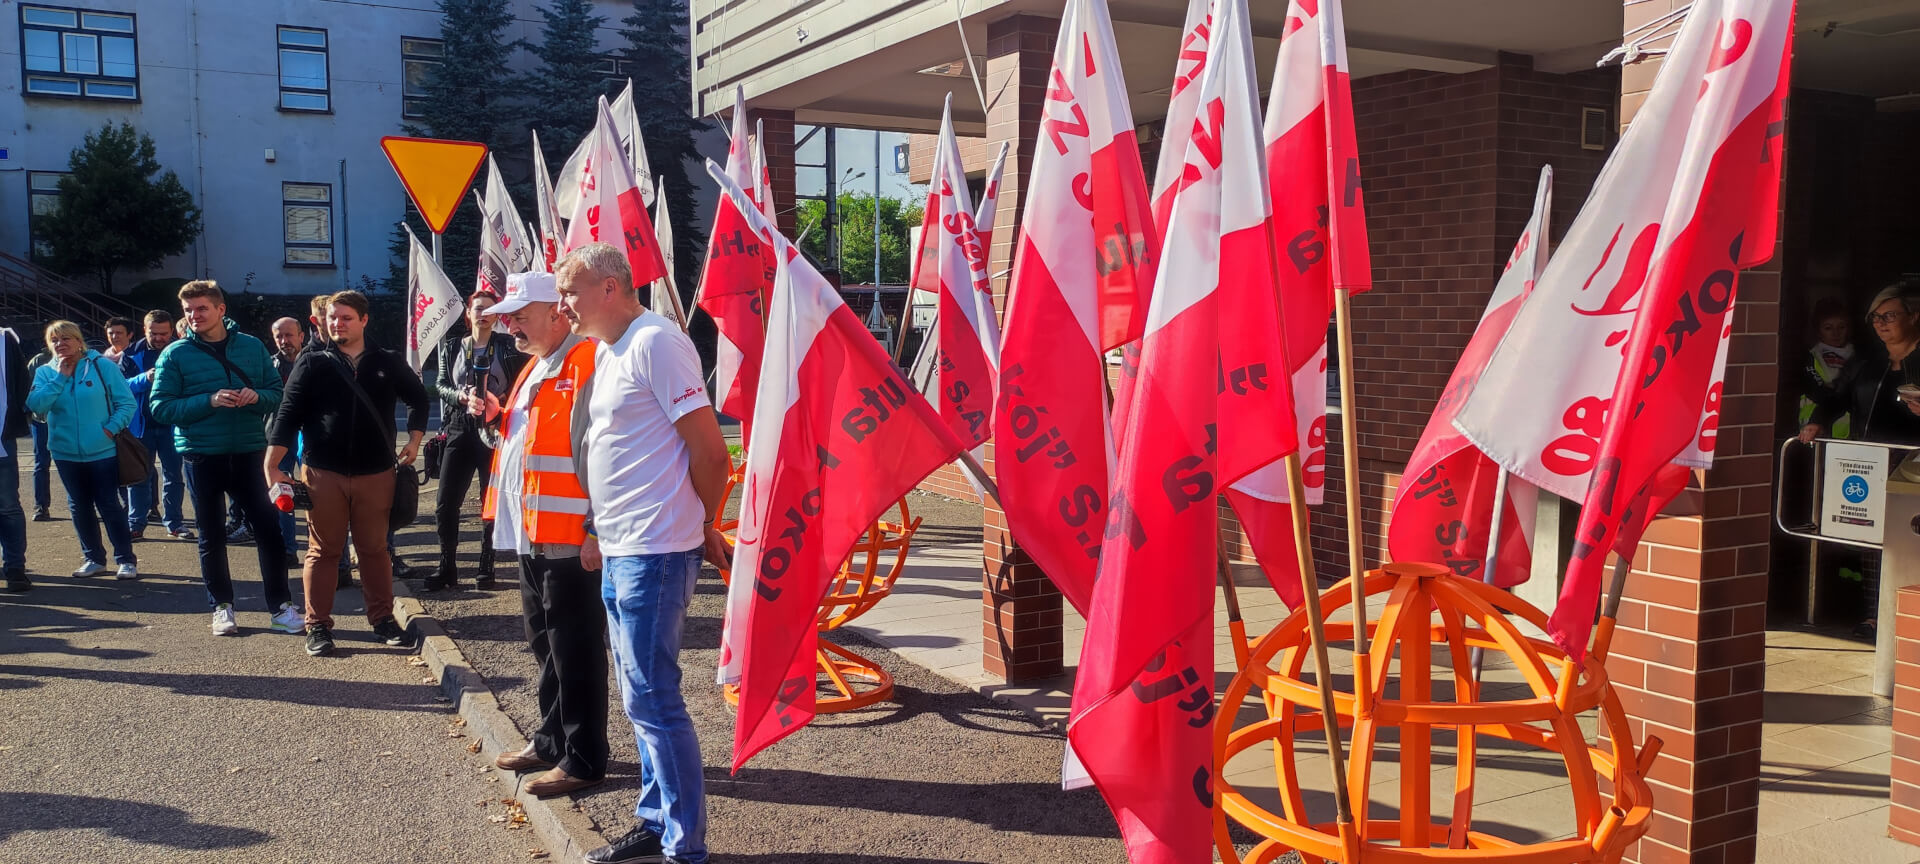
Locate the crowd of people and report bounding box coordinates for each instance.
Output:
[0,242,731,864]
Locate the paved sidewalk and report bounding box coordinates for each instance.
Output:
[0,472,535,863]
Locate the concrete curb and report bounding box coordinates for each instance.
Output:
[391,582,609,864]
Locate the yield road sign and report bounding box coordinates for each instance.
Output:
[380,136,488,235]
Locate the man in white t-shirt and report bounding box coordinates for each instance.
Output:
[555,243,730,864]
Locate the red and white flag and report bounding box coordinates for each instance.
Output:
[751,120,776,227]
[531,129,563,272]
[557,79,654,214]
[708,161,966,770]
[994,0,1147,616]
[562,96,669,289]
[1386,166,1551,587]
[652,174,688,330]
[697,88,775,438]
[1456,0,1793,658]
[974,141,1009,252]
[1216,0,1370,604]
[924,96,1001,449]
[482,155,536,276]
[404,225,464,375]
[1066,0,1299,860]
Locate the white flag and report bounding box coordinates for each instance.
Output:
[652,174,687,329]
[531,129,563,273]
[405,226,464,375]
[557,79,654,215]
[482,155,535,275]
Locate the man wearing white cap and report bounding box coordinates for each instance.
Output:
[475,271,608,796]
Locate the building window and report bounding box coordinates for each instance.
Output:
[283,183,334,266]
[401,37,442,119]
[28,171,68,261]
[277,26,328,112]
[20,4,138,101]
[596,55,634,91]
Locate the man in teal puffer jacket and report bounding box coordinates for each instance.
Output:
[150,281,298,637]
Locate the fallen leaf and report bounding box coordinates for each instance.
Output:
[528,850,550,860]
[227,766,242,774]
[451,718,468,728]
[476,798,490,807]
[487,815,509,824]
[309,756,322,763]
[407,656,428,667]
[379,751,395,757]
[421,677,436,684]
[466,739,482,754]
[0,746,14,752]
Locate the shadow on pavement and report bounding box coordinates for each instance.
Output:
[0,663,448,713]
[0,792,271,850]
[709,766,1116,839]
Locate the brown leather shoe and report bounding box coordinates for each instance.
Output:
[494,745,554,773]
[525,766,602,798]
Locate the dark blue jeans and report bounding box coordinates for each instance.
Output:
[29,420,50,512]
[55,457,135,567]
[183,450,290,611]
[128,429,187,534]
[0,447,25,573]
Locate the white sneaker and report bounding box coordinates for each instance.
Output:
[269,603,304,634]
[114,563,139,581]
[71,561,108,578]
[210,604,239,636]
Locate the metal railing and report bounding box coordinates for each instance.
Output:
[0,251,144,331]
[1774,436,1920,551]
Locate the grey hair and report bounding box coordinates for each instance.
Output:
[555,243,633,296]
[1867,278,1920,324]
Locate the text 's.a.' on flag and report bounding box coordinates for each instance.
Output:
[1066,0,1298,861]
[994,0,1145,617]
[924,94,1002,451]
[1452,0,1794,659]
[706,159,965,772]
[1386,165,1552,589]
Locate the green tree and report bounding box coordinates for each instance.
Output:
[386,0,519,294]
[796,193,925,285]
[524,0,610,174]
[621,0,707,298]
[37,122,202,292]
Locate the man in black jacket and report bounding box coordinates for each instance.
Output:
[0,323,30,593]
[266,291,430,657]
[428,290,524,591]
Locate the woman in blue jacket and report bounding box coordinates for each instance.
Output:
[26,320,138,580]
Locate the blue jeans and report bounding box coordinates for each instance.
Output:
[29,421,50,511]
[128,430,187,534]
[55,457,136,567]
[603,550,706,864]
[0,448,25,573]
[183,450,290,611]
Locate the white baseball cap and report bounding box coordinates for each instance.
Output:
[489,271,558,316]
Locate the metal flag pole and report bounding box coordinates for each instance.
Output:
[1470,469,1512,679]
[431,232,442,267]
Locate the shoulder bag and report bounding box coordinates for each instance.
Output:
[90,357,150,487]
[327,351,426,532]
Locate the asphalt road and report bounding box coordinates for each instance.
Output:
[0,466,538,864]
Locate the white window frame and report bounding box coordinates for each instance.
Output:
[277,25,329,113]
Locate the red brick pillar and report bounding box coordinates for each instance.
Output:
[1892,586,1920,846]
[748,108,798,238]
[980,13,1064,682]
[1607,3,1784,860]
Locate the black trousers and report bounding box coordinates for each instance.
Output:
[521,553,609,780]
[436,426,496,580]
[182,451,290,611]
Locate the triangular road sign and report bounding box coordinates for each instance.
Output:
[380,136,488,235]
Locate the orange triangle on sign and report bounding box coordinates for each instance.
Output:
[379,136,489,235]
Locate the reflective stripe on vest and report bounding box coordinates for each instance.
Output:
[481,339,597,545]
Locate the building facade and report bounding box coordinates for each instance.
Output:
[2,0,689,296]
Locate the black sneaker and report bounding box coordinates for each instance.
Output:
[2,571,29,594]
[476,573,497,590]
[226,524,254,545]
[585,828,665,864]
[371,617,410,646]
[305,624,335,657]
[422,573,455,591]
[31,508,50,522]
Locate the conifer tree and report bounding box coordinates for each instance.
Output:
[38,122,202,291]
[524,0,611,174]
[621,0,706,295]
[387,0,518,293]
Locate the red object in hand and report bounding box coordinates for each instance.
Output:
[273,482,295,513]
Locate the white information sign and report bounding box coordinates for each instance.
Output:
[1822,441,1891,545]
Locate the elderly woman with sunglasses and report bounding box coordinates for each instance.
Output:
[26,320,138,580]
[1802,279,1920,447]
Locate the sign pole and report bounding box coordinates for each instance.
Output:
[431,231,443,268]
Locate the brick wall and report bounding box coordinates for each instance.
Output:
[907,132,995,185]
[1892,586,1920,846]
[921,461,984,504]
[749,108,798,237]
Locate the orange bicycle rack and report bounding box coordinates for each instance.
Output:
[1215,562,1660,864]
[715,467,923,714]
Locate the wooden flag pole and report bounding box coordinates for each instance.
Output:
[1282,452,1357,831]
[1217,532,1249,671]
[1590,556,1635,663]
[1470,469,1513,679]
[1332,288,1374,712]
[954,448,1003,507]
